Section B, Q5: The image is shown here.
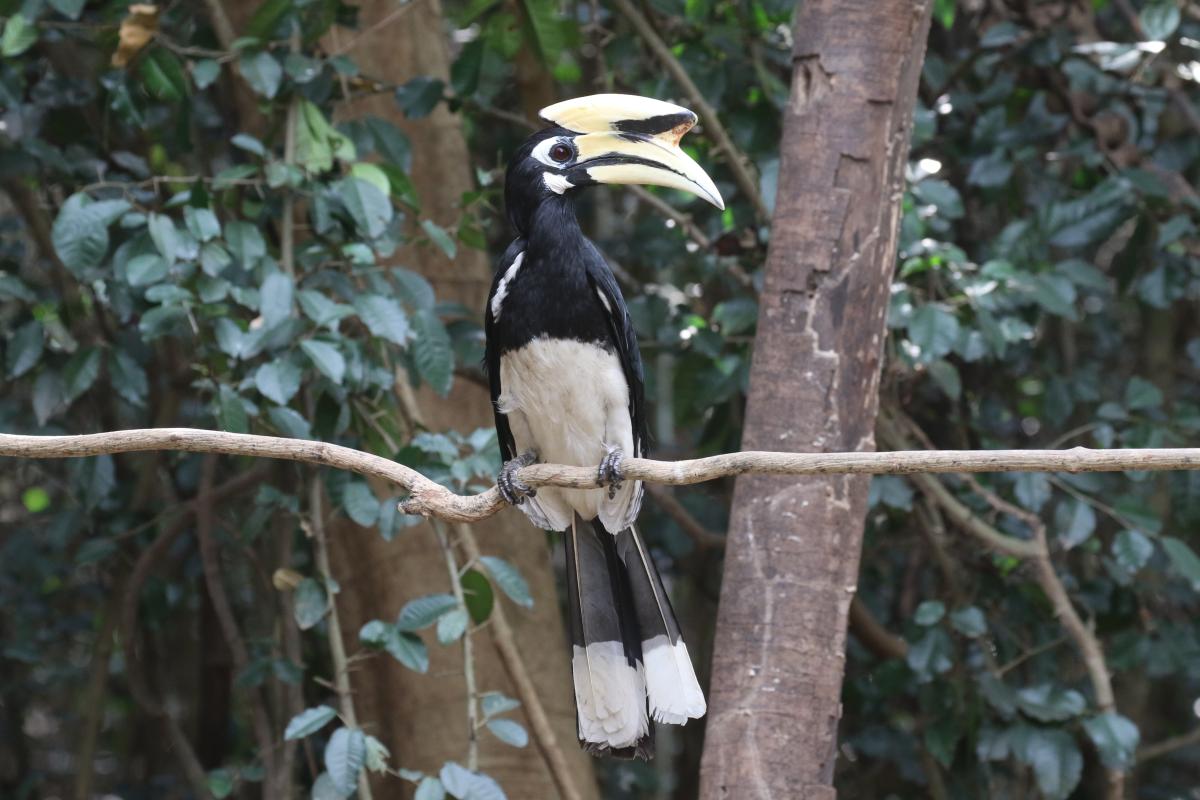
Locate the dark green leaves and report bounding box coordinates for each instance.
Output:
[324,727,366,796]
[906,304,959,362]
[254,361,302,405]
[238,51,283,99]
[397,594,458,631]
[411,310,454,395]
[293,578,328,630]
[52,195,131,275]
[355,294,410,345]
[479,556,533,608]
[301,340,346,385]
[360,620,428,673]
[395,77,445,119]
[1083,713,1139,770]
[1015,684,1085,723]
[1161,537,1200,591]
[340,177,393,239]
[7,321,43,379]
[2,15,38,57]
[284,705,337,740]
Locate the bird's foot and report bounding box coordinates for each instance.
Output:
[598,446,625,500]
[498,451,538,506]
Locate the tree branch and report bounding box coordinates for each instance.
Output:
[608,0,770,221]
[7,428,1200,523]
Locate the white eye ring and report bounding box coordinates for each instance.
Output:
[531,137,574,168]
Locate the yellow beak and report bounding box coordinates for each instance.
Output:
[539,94,725,210]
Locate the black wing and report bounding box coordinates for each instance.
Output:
[484,239,526,462]
[581,241,647,458]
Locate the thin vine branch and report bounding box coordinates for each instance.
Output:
[609,0,769,221]
[7,428,1200,523]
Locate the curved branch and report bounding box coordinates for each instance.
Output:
[5,428,1200,523]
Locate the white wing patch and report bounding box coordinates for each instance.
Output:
[490,251,524,321]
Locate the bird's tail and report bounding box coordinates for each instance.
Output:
[565,515,652,759]
[610,522,707,725]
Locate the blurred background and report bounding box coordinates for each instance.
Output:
[1,0,1198,797]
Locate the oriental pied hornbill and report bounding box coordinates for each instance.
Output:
[484,94,723,759]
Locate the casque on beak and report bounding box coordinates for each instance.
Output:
[540,94,725,210]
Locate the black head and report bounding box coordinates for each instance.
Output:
[503,94,724,236]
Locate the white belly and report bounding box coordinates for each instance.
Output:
[498,337,640,532]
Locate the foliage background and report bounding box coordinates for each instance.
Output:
[1,0,1198,798]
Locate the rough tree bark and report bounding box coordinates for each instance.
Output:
[698,2,934,798]
[317,2,597,797]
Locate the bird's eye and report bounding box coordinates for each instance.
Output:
[549,142,573,163]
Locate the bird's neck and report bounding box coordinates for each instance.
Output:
[520,195,584,250]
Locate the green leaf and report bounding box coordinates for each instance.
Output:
[201,241,233,276]
[2,15,38,57]
[184,207,221,242]
[146,214,180,263]
[1112,530,1153,573]
[949,606,987,637]
[226,220,267,267]
[480,692,520,718]
[364,734,390,774]
[1161,537,1200,591]
[914,600,945,626]
[1139,2,1180,40]
[52,195,131,275]
[436,607,469,644]
[238,51,283,98]
[246,0,293,38]
[301,340,346,384]
[395,77,445,119]
[126,254,170,287]
[138,305,187,339]
[1083,712,1139,770]
[324,727,366,796]
[363,117,412,171]
[216,385,248,433]
[360,621,429,673]
[460,568,494,624]
[1124,376,1163,410]
[1014,472,1051,512]
[907,305,959,361]
[519,0,565,65]
[415,776,446,800]
[340,177,393,239]
[342,481,380,527]
[298,290,354,330]
[412,310,454,395]
[293,578,328,630]
[1021,728,1083,800]
[355,294,410,345]
[350,162,390,195]
[267,406,313,439]
[139,48,189,102]
[912,178,963,219]
[451,39,485,96]
[284,705,338,740]
[479,556,533,608]
[439,762,506,800]
[397,593,459,631]
[310,773,344,800]
[254,361,302,405]
[260,272,295,328]
[393,270,436,310]
[1015,684,1086,722]
[906,628,953,681]
[33,369,66,425]
[486,718,528,748]
[296,101,356,173]
[1059,499,1096,548]
[192,58,221,89]
[421,219,457,260]
[63,348,102,403]
[7,320,44,379]
[49,0,87,19]
[207,768,235,799]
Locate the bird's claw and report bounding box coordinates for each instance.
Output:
[598,447,625,500]
[498,451,538,506]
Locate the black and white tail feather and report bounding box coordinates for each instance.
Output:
[565,516,705,758]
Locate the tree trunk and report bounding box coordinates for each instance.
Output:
[698,3,933,798]
[318,2,598,797]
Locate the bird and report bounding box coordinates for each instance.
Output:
[483,94,724,759]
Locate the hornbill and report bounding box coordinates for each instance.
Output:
[483,94,723,758]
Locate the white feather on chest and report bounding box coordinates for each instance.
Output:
[498,337,641,532]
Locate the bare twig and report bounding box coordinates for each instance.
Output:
[644,483,723,550]
[455,524,586,800]
[609,0,769,221]
[308,473,374,800]
[1138,726,1200,763]
[848,596,909,661]
[433,520,480,771]
[196,456,278,794]
[6,428,1200,524]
